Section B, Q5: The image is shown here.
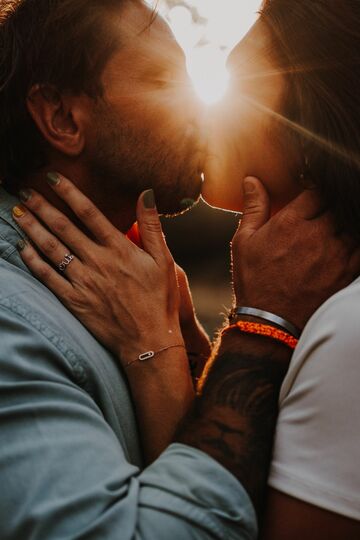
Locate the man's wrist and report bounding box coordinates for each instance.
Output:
[219,322,293,366]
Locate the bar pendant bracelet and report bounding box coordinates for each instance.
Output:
[125,344,185,368]
[229,307,301,339]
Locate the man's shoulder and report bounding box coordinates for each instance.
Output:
[0,257,141,464]
[0,255,122,394]
[0,256,101,363]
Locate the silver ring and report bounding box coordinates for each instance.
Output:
[58,253,75,273]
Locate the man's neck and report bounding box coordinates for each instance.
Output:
[23,166,137,235]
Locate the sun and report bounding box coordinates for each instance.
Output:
[166,1,261,105]
[186,46,230,105]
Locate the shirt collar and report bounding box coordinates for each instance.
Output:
[0,185,27,257]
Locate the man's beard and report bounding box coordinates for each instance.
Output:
[86,102,203,216]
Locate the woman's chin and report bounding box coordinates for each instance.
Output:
[201,181,243,213]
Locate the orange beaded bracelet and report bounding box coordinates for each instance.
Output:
[222,321,298,350]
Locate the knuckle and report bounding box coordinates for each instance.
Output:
[20,212,34,227]
[244,202,261,214]
[99,230,115,245]
[23,249,36,265]
[41,237,59,253]
[145,219,162,234]
[36,265,52,281]
[28,195,42,213]
[77,270,94,290]
[52,216,69,235]
[78,203,98,221]
[59,180,73,197]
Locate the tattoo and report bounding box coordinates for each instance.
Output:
[176,351,288,517]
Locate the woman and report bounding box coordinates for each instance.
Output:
[12,0,360,538]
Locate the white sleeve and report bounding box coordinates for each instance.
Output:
[268,279,360,520]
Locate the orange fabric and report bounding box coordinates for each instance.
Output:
[223,321,298,350]
[126,222,143,248]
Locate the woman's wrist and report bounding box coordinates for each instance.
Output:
[117,325,185,370]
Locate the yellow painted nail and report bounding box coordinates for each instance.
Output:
[13,205,27,219]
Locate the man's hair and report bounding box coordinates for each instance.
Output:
[260,0,360,242]
[0,0,129,191]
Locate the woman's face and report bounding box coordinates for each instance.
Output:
[202,21,302,214]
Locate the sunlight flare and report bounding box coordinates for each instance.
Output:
[165,0,262,104]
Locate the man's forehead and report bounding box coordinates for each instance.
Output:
[106,1,185,74]
[116,1,177,49]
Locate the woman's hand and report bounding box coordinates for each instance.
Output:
[13,173,196,462]
[176,264,211,377]
[14,174,184,365]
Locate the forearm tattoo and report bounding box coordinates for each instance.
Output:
[176,352,288,517]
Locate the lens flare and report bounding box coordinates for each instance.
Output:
[187,46,230,105]
[165,0,262,105]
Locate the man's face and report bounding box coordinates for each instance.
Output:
[85,1,205,215]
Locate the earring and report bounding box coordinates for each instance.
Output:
[299,155,315,188]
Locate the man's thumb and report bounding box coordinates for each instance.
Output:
[239,177,270,237]
[136,189,168,261]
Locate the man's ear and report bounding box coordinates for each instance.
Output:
[26,84,86,157]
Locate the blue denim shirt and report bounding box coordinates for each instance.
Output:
[0,186,257,540]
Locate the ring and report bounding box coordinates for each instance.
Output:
[58,253,75,273]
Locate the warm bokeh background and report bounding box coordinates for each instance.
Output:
[158,1,262,337]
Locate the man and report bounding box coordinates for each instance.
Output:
[0,1,357,539]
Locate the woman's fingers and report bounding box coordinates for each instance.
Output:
[136,190,172,265]
[46,172,121,246]
[18,188,92,259]
[17,239,74,299]
[13,204,83,279]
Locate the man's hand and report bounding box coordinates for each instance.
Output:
[232,177,360,331]
[178,175,360,521]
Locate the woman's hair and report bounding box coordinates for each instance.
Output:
[260,0,360,242]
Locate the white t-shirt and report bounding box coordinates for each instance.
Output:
[268,276,360,520]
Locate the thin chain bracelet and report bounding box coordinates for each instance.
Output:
[124,344,186,368]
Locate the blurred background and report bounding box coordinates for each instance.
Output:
[156,0,262,337]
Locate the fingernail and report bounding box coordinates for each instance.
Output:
[244,178,256,194]
[13,205,27,219]
[47,172,60,186]
[19,189,32,203]
[17,239,27,252]
[143,189,156,209]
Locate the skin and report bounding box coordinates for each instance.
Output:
[203,21,302,214]
[25,1,205,233]
[13,176,360,526]
[7,3,360,537]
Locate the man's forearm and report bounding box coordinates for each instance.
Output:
[176,330,291,517]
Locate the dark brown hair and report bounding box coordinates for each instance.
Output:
[260,0,360,241]
[0,0,130,190]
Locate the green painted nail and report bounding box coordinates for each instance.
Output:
[17,239,27,252]
[47,172,60,186]
[19,189,32,203]
[143,189,156,209]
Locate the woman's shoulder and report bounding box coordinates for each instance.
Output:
[280,276,360,402]
[268,277,360,520]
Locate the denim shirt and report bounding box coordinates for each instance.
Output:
[0,186,257,540]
